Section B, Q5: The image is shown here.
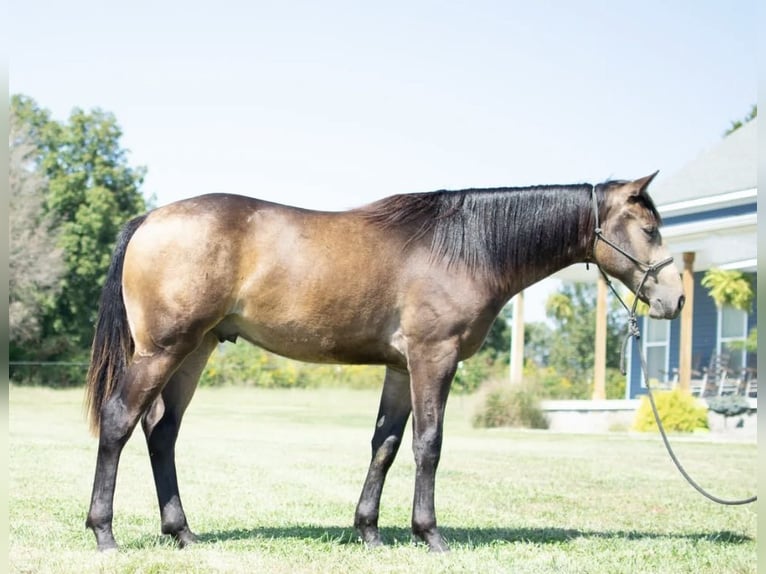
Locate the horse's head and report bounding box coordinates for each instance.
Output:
[593,173,684,319]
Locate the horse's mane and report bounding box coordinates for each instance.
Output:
[356,181,651,289]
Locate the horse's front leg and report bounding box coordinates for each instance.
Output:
[408,343,458,553]
[354,366,411,547]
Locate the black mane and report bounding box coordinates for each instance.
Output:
[357,182,633,290]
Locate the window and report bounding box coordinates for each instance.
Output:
[718,305,748,375]
[643,317,670,385]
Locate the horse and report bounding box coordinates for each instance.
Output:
[84,172,684,552]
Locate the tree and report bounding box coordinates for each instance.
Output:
[700,268,754,311]
[522,321,553,367]
[481,308,511,362]
[11,95,149,357]
[543,282,624,398]
[724,104,757,136]
[9,112,64,345]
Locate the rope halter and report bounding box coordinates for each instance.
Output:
[589,184,675,369]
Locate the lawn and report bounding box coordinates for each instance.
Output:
[9,385,757,573]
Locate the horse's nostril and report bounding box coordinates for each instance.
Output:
[678,294,686,310]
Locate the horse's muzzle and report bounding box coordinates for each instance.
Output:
[648,294,684,320]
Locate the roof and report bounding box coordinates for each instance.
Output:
[653,117,757,272]
[651,117,757,209]
[555,117,757,282]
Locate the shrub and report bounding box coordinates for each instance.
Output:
[472,381,549,429]
[453,354,491,395]
[452,349,509,395]
[706,395,751,426]
[199,342,384,389]
[517,363,626,400]
[632,388,708,433]
[700,268,754,311]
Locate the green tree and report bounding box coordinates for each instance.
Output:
[724,104,757,136]
[523,321,553,367]
[481,310,511,362]
[9,110,64,346]
[700,268,754,311]
[543,282,624,398]
[11,95,149,358]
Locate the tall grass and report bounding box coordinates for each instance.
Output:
[9,385,756,573]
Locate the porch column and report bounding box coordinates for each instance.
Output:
[509,291,524,386]
[678,252,695,393]
[592,275,607,400]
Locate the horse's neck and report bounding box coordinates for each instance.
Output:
[495,196,594,300]
[506,251,585,295]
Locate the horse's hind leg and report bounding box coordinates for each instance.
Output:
[86,345,198,551]
[354,367,411,547]
[141,333,218,547]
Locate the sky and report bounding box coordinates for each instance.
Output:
[9,1,757,323]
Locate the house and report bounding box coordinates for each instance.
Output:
[626,118,757,398]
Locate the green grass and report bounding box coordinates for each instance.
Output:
[9,385,757,573]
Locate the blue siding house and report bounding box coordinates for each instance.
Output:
[625,118,757,398]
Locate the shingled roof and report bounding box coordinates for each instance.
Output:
[556,116,757,282]
[652,117,757,208]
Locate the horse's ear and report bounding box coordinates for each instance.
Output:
[630,171,659,195]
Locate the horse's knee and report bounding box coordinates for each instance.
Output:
[412,430,442,470]
[371,435,400,466]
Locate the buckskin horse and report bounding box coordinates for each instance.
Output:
[84,173,684,552]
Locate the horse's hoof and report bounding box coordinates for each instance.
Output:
[96,541,119,553]
[365,536,385,549]
[173,528,199,548]
[357,526,384,548]
[413,529,450,553]
[428,540,450,553]
[88,522,118,552]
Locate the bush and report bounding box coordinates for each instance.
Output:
[453,350,497,394]
[472,381,549,429]
[517,363,626,400]
[199,342,384,389]
[706,395,751,418]
[632,388,708,433]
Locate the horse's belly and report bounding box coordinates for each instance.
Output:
[213,313,401,366]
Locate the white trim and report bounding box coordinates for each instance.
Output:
[541,399,641,411]
[658,187,757,216]
[717,305,749,375]
[660,212,757,238]
[642,318,671,385]
[718,258,758,270]
[625,335,633,399]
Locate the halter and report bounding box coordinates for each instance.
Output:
[589,184,755,506]
[590,185,675,312]
[589,184,674,353]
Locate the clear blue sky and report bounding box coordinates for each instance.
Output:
[9,0,757,321]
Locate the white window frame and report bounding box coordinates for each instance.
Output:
[642,317,671,386]
[717,304,748,373]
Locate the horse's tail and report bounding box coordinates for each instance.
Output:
[84,214,148,436]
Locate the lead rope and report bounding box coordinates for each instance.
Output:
[590,185,756,506]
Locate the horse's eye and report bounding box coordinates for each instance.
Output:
[643,226,658,239]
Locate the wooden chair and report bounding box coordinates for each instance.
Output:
[688,353,729,398]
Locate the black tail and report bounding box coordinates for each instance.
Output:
[84,214,148,436]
